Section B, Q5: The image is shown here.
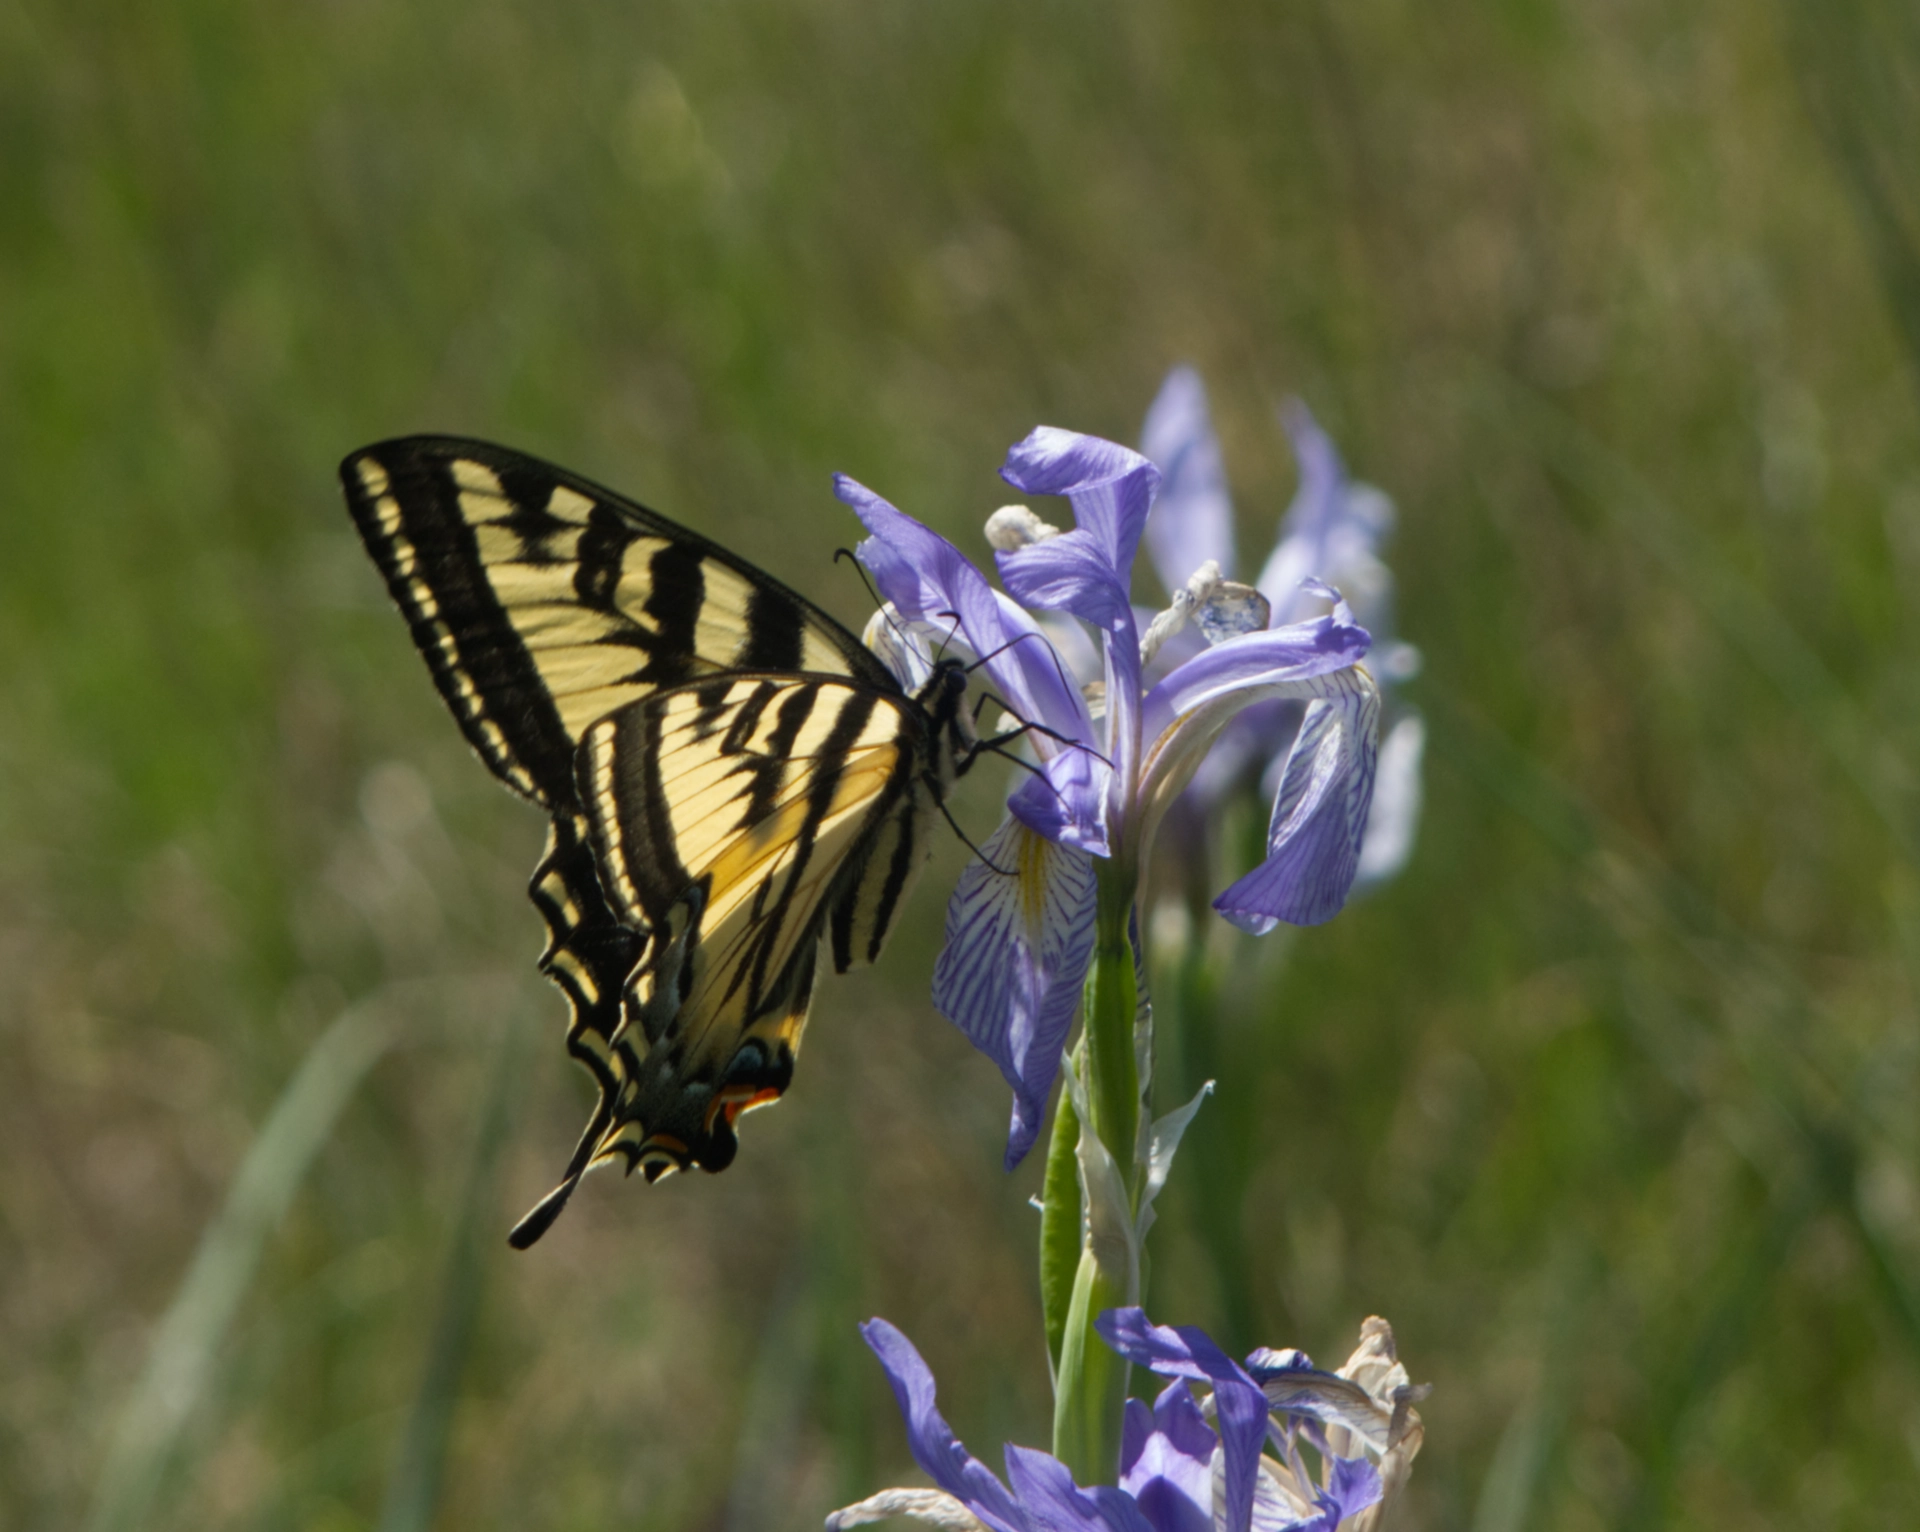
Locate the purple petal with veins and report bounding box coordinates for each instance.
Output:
[1142,605,1370,744]
[932,818,1098,1168]
[1214,676,1379,931]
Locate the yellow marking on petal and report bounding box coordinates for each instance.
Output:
[1015,822,1051,934]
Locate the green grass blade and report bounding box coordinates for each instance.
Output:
[88,997,399,1532]
[376,1001,531,1532]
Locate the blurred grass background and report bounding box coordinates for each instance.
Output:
[2,1,1918,1527]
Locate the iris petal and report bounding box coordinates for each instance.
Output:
[1140,367,1236,592]
[1093,1311,1265,1532]
[999,531,1136,632]
[1219,689,1378,929]
[992,430,1159,853]
[1353,712,1424,890]
[1322,1456,1383,1527]
[859,1319,1031,1532]
[1004,1446,1158,1532]
[1008,745,1113,859]
[1213,671,1379,931]
[1118,1383,1216,1532]
[837,473,1094,750]
[1000,427,1159,578]
[1142,607,1369,745]
[932,818,1099,1168]
[1254,402,1348,623]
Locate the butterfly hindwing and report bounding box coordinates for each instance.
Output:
[567,676,936,1184]
[525,816,641,1140]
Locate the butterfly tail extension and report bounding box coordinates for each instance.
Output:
[506,1159,589,1250]
[508,817,646,1248]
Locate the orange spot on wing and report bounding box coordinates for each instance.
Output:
[704,1085,784,1134]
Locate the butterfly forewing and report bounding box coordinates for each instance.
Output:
[341,436,895,807]
[339,437,952,1247]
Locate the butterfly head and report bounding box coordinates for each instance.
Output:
[915,657,976,797]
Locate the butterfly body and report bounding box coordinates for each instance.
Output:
[340,437,973,1245]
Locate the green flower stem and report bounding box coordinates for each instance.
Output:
[1048,860,1143,1483]
[1038,1066,1083,1378]
[1051,1241,1131,1483]
[1084,861,1141,1182]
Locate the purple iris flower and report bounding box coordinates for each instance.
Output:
[825,1308,1416,1532]
[1139,368,1424,903]
[837,428,1379,1166]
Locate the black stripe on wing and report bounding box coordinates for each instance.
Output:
[828,793,931,972]
[342,449,580,806]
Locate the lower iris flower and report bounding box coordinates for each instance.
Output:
[825,1307,1425,1532]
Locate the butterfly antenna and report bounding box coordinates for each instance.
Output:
[936,798,1016,875]
[833,548,915,650]
[833,545,881,603]
[963,628,1049,676]
[929,608,966,665]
